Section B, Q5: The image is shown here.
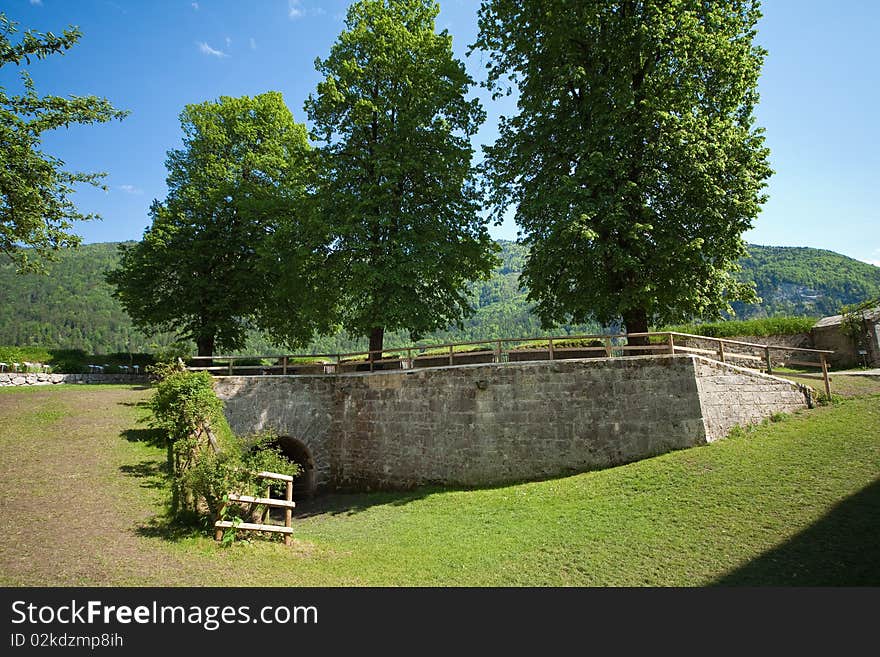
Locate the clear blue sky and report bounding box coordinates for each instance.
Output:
[3,0,878,266]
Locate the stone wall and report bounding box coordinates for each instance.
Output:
[811,325,859,368]
[693,358,811,441]
[0,372,147,387]
[215,354,809,492]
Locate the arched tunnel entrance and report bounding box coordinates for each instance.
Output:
[274,436,317,500]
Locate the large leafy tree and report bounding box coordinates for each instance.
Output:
[0,13,127,272]
[306,0,497,355]
[474,0,772,343]
[108,93,316,358]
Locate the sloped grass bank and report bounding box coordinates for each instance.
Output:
[0,383,877,586]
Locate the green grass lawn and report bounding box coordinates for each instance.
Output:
[0,381,877,586]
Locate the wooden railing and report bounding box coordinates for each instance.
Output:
[187,331,834,396]
[198,421,296,546]
[214,471,295,546]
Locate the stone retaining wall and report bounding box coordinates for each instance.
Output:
[693,359,811,441]
[215,354,810,493]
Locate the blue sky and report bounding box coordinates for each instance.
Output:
[3,0,878,266]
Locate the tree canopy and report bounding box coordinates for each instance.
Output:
[305,0,498,355]
[107,93,314,357]
[0,13,127,273]
[474,0,772,341]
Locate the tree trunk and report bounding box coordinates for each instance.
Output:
[368,327,385,362]
[622,307,650,352]
[196,335,215,367]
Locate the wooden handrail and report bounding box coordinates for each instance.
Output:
[189,329,834,396]
[188,330,832,365]
[663,331,834,354]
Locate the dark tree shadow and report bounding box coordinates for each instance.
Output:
[119,459,168,490]
[714,478,880,586]
[121,427,167,449]
[118,398,152,407]
[135,513,211,542]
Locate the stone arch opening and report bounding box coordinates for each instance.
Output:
[274,436,317,499]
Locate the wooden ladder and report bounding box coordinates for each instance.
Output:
[214,470,296,546]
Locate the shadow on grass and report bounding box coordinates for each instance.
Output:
[292,486,467,519]
[118,398,152,407]
[118,458,207,542]
[135,513,210,542]
[714,478,880,586]
[121,427,167,449]
[119,459,168,490]
[291,469,600,519]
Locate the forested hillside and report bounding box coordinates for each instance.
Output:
[0,243,176,354]
[734,245,880,317]
[1,241,878,354]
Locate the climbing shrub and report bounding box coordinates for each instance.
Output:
[148,362,299,525]
[149,365,224,444]
[179,431,296,521]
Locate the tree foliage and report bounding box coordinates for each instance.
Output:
[107,93,315,357]
[0,13,127,273]
[474,0,772,339]
[305,0,497,354]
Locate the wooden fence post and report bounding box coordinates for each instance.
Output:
[262,483,271,524]
[764,347,772,374]
[821,354,831,398]
[604,337,613,358]
[448,345,454,366]
[548,338,555,360]
[667,333,675,354]
[214,501,226,542]
[228,358,234,376]
[284,480,293,547]
[718,340,726,363]
[282,356,288,375]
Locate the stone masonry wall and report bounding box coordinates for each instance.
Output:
[693,357,811,441]
[216,356,689,491]
[0,372,148,387]
[215,354,811,492]
[212,376,337,489]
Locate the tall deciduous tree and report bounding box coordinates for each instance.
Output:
[474,0,772,343]
[0,13,127,272]
[306,0,497,355]
[107,93,316,358]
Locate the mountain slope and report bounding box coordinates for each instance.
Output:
[1,241,878,354]
[734,245,880,317]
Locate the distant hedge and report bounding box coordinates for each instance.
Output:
[663,316,817,338]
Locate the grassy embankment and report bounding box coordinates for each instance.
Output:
[0,370,877,586]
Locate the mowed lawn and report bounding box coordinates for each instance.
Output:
[0,379,878,586]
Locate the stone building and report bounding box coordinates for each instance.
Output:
[811,306,880,368]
